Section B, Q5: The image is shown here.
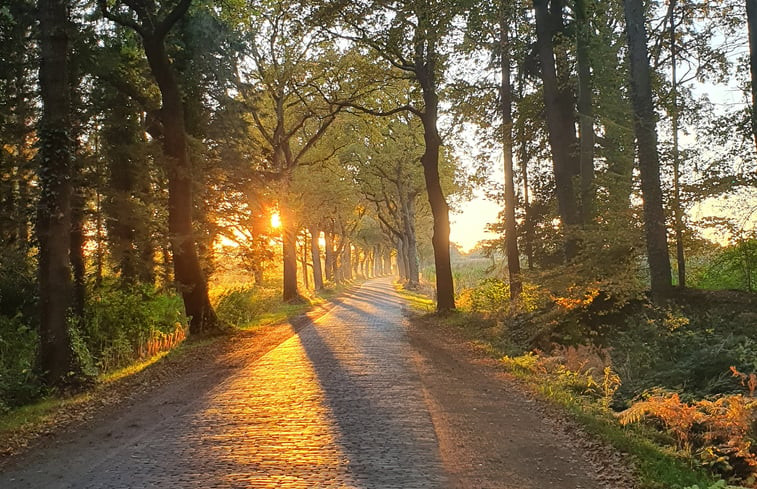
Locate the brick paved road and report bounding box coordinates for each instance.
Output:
[0,278,448,488]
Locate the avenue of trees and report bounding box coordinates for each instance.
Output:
[0,0,755,399]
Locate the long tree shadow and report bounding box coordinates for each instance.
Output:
[294,284,448,488]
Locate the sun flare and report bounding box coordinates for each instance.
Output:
[271,212,281,229]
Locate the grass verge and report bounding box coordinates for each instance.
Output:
[0,280,362,458]
[399,287,726,489]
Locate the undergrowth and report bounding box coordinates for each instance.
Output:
[407,278,757,489]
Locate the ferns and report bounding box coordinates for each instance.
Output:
[619,390,757,486]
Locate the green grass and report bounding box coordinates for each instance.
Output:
[505,364,720,489]
[393,283,435,312]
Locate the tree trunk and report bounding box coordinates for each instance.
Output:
[575,0,595,224]
[300,235,309,291]
[324,230,335,282]
[142,36,219,334]
[534,0,580,261]
[417,67,455,311]
[37,0,75,386]
[670,0,685,287]
[623,0,672,296]
[280,195,299,300]
[342,237,353,280]
[396,238,407,280]
[748,0,757,151]
[400,195,420,287]
[310,226,324,290]
[500,5,522,300]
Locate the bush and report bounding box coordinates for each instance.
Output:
[84,285,188,372]
[213,285,279,327]
[0,314,42,410]
[620,391,757,485]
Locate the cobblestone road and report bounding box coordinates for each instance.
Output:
[0,278,449,488]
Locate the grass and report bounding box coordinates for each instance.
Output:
[398,287,727,489]
[393,282,435,312]
[505,363,720,489]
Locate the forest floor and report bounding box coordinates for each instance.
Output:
[0,278,635,488]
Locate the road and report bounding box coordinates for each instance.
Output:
[0,278,624,488]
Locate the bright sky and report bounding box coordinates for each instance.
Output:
[450,193,500,252]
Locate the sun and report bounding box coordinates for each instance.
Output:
[271,212,281,229]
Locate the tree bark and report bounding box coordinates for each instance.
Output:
[37,0,75,386]
[623,0,672,296]
[500,4,522,299]
[142,35,219,333]
[400,193,420,287]
[417,64,455,311]
[310,226,324,290]
[534,0,580,260]
[324,230,335,282]
[748,0,757,151]
[575,0,595,224]
[280,194,299,300]
[396,238,407,280]
[342,237,353,281]
[670,0,685,287]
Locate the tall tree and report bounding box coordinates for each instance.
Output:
[99,0,220,334]
[748,0,757,151]
[499,2,522,299]
[323,0,460,311]
[623,0,672,296]
[235,0,343,301]
[37,0,76,385]
[575,0,595,223]
[533,0,580,260]
[668,0,685,287]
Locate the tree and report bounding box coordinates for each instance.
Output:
[533,0,580,261]
[747,0,757,151]
[623,0,672,296]
[499,2,523,299]
[575,0,595,224]
[234,0,344,301]
[99,0,220,334]
[37,0,76,385]
[322,0,460,311]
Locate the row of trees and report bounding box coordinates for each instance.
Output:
[2,0,754,388]
[3,0,460,387]
[469,0,755,302]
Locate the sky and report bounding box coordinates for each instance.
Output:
[450,192,500,252]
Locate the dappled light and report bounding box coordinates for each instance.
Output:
[1,0,755,487]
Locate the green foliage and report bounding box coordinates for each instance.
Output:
[83,284,188,372]
[0,314,41,411]
[212,285,280,327]
[689,239,757,293]
[0,251,38,325]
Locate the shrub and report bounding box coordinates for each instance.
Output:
[213,285,279,327]
[0,314,42,410]
[84,285,188,372]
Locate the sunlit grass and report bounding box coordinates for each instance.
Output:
[393,282,435,312]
